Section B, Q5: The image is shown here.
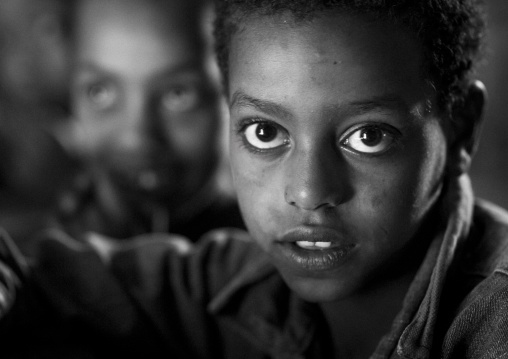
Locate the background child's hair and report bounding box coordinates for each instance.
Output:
[214,0,486,117]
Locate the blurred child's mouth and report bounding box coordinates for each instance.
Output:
[137,170,163,190]
[108,166,177,197]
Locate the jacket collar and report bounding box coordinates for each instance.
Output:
[383,174,474,359]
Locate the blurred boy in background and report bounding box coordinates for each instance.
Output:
[57,0,244,240]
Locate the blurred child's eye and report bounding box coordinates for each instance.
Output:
[161,86,199,114]
[86,82,118,111]
[340,124,399,155]
[243,121,289,150]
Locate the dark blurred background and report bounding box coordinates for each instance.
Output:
[470,0,508,208]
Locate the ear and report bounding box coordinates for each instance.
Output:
[447,80,487,177]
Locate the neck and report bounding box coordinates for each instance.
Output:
[319,268,416,359]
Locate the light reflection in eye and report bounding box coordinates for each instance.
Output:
[86,82,118,110]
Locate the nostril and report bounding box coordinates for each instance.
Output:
[284,189,296,206]
[284,149,347,210]
[284,184,343,210]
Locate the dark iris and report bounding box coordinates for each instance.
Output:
[256,123,277,142]
[360,127,384,146]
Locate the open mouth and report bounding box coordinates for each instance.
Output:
[276,226,356,271]
[295,240,334,249]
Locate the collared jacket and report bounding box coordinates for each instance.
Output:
[1,175,508,358]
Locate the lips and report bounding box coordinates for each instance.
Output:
[106,160,182,197]
[275,226,356,272]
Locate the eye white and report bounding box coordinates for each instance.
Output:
[343,126,395,154]
[244,122,288,149]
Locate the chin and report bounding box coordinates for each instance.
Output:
[279,269,357,303]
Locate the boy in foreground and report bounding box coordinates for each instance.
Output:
[2,0,508,358]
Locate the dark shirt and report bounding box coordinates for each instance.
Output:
[1,174,508,358]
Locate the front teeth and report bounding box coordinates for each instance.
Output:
[296,241,331,249]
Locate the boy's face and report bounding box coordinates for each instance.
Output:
[229,13,451,302]
[72,0,222,208]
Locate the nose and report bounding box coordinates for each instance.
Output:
[120,92,165,151]
[284,143,347,211]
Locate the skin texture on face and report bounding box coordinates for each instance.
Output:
[229,12,452,302]
[70,0,223,215]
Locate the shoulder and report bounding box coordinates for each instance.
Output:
[176,193,247,240]
[33,227,266,300]
[440,200,508,358]
[106,228,270,302]
[459,199,508,277]
[441,270,508,359]
[30,228,271,336]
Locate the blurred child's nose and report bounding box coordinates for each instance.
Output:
[284,142,348,211]
[120,90,166,152]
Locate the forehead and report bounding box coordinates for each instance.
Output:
[0,0,30,27]
[229,12,429,110]
[74,0,208,71]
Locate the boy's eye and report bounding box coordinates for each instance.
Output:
[341,125,398,154]
[161,86,200,114]
[244,122,289,149]
[86,82,118,111]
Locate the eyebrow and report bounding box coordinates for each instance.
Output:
[230,91,294,121]
[231,91,411,120]
[75,62,110,76]
[76,61,205,81]
[335,96,410,116]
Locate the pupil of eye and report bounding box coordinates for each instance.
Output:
[169,89,184,100]
[360,128,383,146]
[256,123,277,142]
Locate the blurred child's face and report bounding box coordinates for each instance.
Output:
[72,0,222,207]
[229,13,451,302]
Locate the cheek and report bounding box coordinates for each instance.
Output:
[232,158,266,219]
[169,111,220,160]
[402,126,448,217]
[347,130,447,247]
[231,155,285,243]
[71,111,110,158]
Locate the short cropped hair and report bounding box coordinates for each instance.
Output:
[214,0,486,116]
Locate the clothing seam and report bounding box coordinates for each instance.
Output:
[494,268,508,276]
